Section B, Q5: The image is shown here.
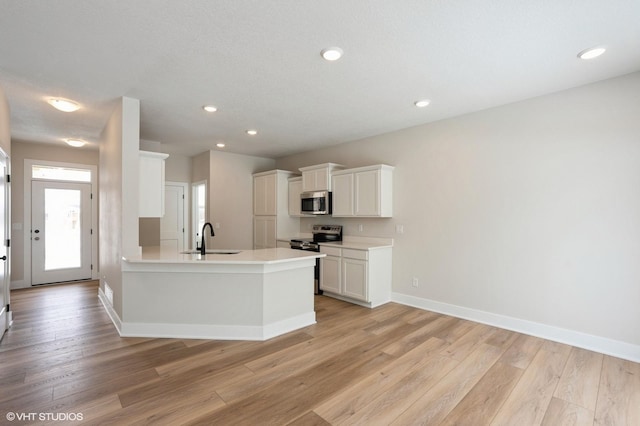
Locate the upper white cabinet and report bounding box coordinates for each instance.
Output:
[253,170,300,249]
[299,163,344,192]
[139,150,169,218]
[288,176,303,216]
[254,172,277,215]
[331,173,353,217]
[331,164,394,217]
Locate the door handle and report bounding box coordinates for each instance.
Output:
[0,256,6,261]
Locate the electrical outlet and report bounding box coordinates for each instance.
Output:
[395,224,404,234]
[357,224,364,232]
[412,277,419,288]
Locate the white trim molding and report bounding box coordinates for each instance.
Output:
[392,292,640,364]
[117,312,316,341]
[98,287,122,334]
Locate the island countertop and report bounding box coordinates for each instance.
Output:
[123,246,324,265]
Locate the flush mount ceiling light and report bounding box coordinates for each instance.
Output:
[47,98,80,112]
[321,47,343,61]
[65,138,86,147]
[246,129,258,136]
[203,105,217,112]
[578,46,606,60]
[216,143,225,148]
[414,99,431,108]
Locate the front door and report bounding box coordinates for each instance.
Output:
[31,181,92,285]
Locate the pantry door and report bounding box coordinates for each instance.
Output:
[31,181,92,284]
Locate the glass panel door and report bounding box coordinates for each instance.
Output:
[32,181,92,284]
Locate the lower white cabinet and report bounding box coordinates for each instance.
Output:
[342,253,368,301]
[320,253,341,294]
[319,244,392,308]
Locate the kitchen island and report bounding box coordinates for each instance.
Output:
[102,247,324,341]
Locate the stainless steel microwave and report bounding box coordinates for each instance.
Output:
[300,190,332,215]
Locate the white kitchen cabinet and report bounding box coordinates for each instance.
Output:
[254,172,277,215]
[342,250,368,301]
[253,216,276,250]
[253,170,300,249]
[288,176,303,216]
[331,164,394,217]
[319,244,392,307]
[299,163,344,192]
[320,252,341,294]
[139,150,169,218]
[330,173,353,217]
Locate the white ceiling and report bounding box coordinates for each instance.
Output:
[1,1,639,158]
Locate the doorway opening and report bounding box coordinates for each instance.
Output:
[24,160,98,286]
[191,181,207,250]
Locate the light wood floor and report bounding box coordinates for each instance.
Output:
[1,281,639,425]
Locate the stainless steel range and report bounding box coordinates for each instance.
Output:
[290,225,342,294]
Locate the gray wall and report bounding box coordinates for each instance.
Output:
[205,150,275,250]
[0,85,9,156]
[276,72,640,350]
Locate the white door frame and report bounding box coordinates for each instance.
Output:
[22,159,98,287]
[163,181,189,252]
[191,180,207,250]
[0,147,10,333]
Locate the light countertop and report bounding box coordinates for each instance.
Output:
[123,246,324,265]
[318,241,393,250]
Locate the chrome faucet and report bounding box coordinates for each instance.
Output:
[200,222,215,255]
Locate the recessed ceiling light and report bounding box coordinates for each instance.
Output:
[216,143,225,148]
[414,99,431,108]
[65,138,86,147]
[246,130,258,136]
[321,47,343,61]
[578,46,606,60]
[203,105,217,112]
[47,98,80,112]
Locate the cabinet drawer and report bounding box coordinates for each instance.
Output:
[320,246,342,256]
[342,248,368,260]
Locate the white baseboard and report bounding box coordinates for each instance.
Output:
[392,292,640,364]
[10,279,29,290]
[263,312,316,340]
[98,288,122,334]
[118,312,315,341]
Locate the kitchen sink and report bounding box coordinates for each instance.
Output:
[181,250,242,255]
